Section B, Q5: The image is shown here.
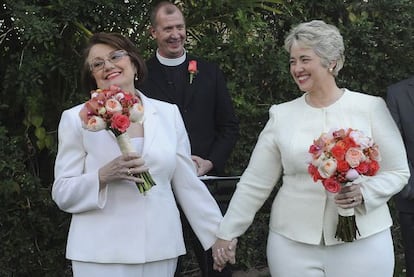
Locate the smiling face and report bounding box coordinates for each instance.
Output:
[87,43,136,92]
[150,6,186,58]
[289,42,333,93]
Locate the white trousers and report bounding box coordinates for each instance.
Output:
[72,258,178,277]
[267,229,394,277]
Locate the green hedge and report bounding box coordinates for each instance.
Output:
[1,0,413,275]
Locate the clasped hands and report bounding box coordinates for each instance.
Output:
[191,155,213,176]
[212,238,238,272]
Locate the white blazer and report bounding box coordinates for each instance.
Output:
[217,89,409,246]
[52,91,222,263]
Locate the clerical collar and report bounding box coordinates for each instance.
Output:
[156,49,187,66]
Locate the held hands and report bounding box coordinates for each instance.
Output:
[212,238,238,272]
[98,153,148,185]
[191,155,213,176]
[335,183,364,208]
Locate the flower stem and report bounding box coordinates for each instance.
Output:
[335,215,360,242]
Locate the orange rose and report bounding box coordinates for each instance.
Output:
[331,142,346,160]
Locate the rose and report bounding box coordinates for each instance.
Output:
[188,60,198,84]
[84,115,106,131]
[312,152,328,167]
[331,141,347,160]
[84,98,104,115]
[308,144,322,157]
[105,98,123,113]
[366,160,380,176]
[322,177,341,193]
[111,113,130,133]
[332,128,347,139]
[336,159,350,173]
[349,130,373,148]
[129,103,144,123]
[308,164,322,182]
[356,161,369,174]
[367,144,381,161]
[188,60,197,73]
[318,158,337,178]
[345,147,364,168]
[345,168,359,181]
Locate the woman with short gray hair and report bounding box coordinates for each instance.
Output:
[213,20,409,277]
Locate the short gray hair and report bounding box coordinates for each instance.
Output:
[284,20,345,76]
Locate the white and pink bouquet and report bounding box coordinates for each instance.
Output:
[308,128,381,242]
[79,85,155,194]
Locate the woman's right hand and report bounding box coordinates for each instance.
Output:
[98,153,148,185]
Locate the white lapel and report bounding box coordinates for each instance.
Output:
[138,91,159,158]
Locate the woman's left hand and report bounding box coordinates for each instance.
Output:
[335,183,364,208]
[212,238,238,272]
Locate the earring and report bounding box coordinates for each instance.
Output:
[328,68,333,73]
[134,74,138,81]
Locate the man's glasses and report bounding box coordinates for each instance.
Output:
[89,50,129,72]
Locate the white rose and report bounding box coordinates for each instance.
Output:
[318,158,337,178]
[129,103,144,124]
[85,116,106,131]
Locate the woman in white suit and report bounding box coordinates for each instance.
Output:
[52,32,226,277]
[212,20,410,276]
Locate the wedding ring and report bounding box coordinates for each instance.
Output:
[127,169,132,176]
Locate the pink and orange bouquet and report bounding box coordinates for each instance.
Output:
[79,85,144,135]
[79,85,156,194]
[307,128,381,242]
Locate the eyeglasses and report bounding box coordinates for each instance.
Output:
[89,50,129,72]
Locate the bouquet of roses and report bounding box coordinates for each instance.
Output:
[79,85,156,194]
[307,128,381,242]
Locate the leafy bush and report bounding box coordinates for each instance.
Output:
[1,0,413,275]
[0,126,70,276]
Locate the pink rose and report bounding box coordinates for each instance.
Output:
[188,60,197,73]
[368,144,381,161]
[111,113,130,133]
[345,147,364,168]
[345,168,359,181]
[188,60,198,84]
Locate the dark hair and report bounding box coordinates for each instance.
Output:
[150,1,184,28]
[81,32,147,92]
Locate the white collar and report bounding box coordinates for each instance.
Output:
[156,49,187,66]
